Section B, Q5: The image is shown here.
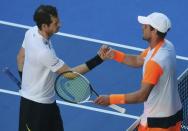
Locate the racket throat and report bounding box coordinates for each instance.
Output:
[91,88,99,96]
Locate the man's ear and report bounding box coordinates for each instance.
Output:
[152,29,158,35]
[41,24,48,30]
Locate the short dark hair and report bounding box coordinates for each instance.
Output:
[33,5,58,29]
[149,26,168,39]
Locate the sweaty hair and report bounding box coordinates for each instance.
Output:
[149,26,168,39]
[33,5,58,29]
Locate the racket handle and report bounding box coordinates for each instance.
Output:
[80,101,126,113]
[109,104,126,113]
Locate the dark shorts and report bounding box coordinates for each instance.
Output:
[19,97,64,131]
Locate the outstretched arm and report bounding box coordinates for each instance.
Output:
[94,82,154,106]
[122,54,144,67]
[94,58,163,105]
[105,49,145,68]
[56,45,110,75]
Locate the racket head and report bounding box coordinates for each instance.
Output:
[54,71,93,104]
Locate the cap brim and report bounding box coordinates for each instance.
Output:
[138,16,150,25]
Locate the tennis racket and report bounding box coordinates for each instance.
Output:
[2,67,21,88]
[2,68,126,113]
[55,71,126,113]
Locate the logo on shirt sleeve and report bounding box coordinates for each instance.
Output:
[51,59,60,67]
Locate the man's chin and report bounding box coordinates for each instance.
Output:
[55,28,60,33]
[142,37,149,41]
[142,37,146,40]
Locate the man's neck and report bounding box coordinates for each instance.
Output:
[149,37,164,49]
[38,29,51,40]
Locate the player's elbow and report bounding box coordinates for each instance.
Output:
[137,92,149,103]
[140,95,149,102]
[137,83,153,103]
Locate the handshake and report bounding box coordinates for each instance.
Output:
[97,45,126,63]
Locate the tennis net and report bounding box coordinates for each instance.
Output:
[178,68,188,131]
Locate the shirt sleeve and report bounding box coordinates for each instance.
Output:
[39,50,65,72]
[142,60,163,85]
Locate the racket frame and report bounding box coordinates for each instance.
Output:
[55,71,96,104]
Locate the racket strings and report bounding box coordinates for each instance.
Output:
[56,74,91,103]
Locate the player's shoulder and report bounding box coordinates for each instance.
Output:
[25,26,38,37]
[152,39,176,67]
[161,39,175,51]
[157,39,175,56]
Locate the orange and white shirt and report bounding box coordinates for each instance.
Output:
[140,39,182,129]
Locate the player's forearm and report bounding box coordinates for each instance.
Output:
[17,54,25,80]
[109,91,147,105]
[17,48,25,72]
[112,50,143,68]
[73,54,104,74]
[122,54,143,67]
[58,54,103,75]
[110,83,153,104]
[124,91,147,103]
[17,54,24,72]
[17,61,24,71]
[72,64,90,74]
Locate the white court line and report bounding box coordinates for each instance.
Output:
[0,88,139,120]
[0,20,188,61]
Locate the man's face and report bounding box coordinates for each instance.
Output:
[44,16,61,36]
[142,24,152,41]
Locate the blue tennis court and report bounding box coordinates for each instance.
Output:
[0,1,187,131]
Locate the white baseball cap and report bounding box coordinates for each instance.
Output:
[138,12,171,33]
